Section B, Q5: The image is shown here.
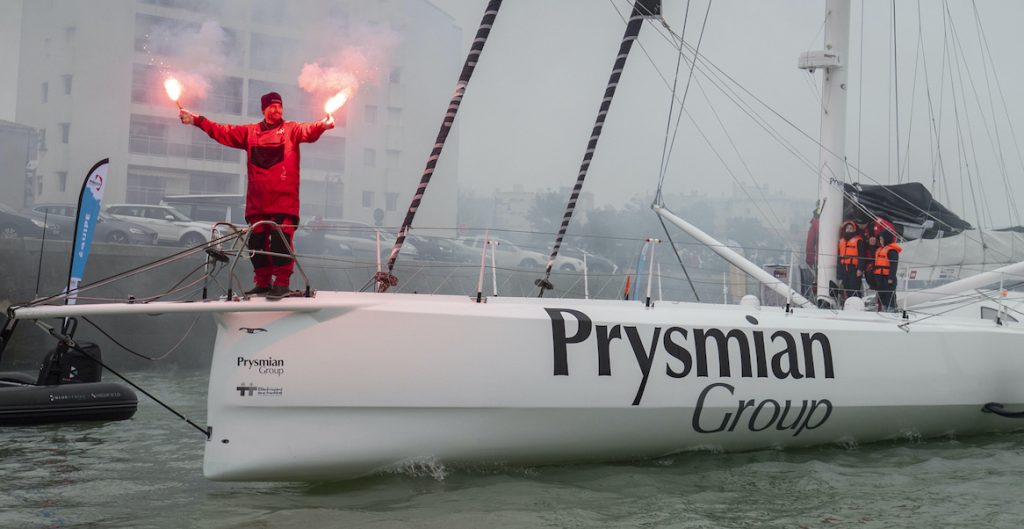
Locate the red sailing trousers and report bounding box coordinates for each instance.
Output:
[248,214,298,288]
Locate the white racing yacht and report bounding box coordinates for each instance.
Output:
[5,0,1024,481]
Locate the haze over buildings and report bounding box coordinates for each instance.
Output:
[3,0,1024,238]
[11,0,461,229]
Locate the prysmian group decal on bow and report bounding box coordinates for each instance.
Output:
[237,356,285,376]
[544,308,835,437]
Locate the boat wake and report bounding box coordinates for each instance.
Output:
[380,457,450,481]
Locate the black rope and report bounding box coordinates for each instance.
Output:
[380,0,504,291]
[37,322,209,438]
[81,315,199,361]
[537,0,650,297]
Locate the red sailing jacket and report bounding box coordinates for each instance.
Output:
[193,116,329,219]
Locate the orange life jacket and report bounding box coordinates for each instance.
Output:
[873,243,902,276]
[838,235,862,266]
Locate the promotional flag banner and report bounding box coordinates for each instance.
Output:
[66,158,109,307]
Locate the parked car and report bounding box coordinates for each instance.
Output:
[0,203,53,239]
[104,204,223,247]
[458,236,584,272]
[292,226,354,258]
[561,247,619,274]
[297,219,416,263]
[406,234,478,263]
[160,194,245,225]
[27,204,159,245]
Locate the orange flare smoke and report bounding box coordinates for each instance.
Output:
[324,88,352,115]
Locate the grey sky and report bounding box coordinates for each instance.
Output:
[431,0,1024,227]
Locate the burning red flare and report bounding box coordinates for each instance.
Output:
[164,77,183,108]
[324,88,353,115]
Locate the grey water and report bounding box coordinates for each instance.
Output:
[3,371,1024,529]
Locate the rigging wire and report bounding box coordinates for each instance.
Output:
[655,0,711,198]
[653,23,1004,254]
[613,2,893,247]
[856,0,864,184]
[609,0,811,258]
[653,0,690,206]
[962,1,1021,227]
[892,0,902,182]
[972,1,1024,227]
[945,4,993,230]
[647,0,704,300]
[896,7,923,185]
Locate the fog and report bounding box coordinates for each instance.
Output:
[3,0,1024,368]
[2,0,1024,260]
[433,0,1024,230]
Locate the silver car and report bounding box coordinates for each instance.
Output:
[459,236,585,272]
[104,204,222,247]
[28,204,158,245]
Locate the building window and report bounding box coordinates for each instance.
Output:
[386,149,400,168]
[362,191,374,208]
[41,82,48,103]
[363,148,376,167]
[63,75,73,95]
[389,68,401,84]
[38,128,46,151]
[364,105,377,124]
[252,0,287,23]
[60,123,70,144]
[37,176,43,195]
[128,113,240,162]
[385,192,399,212]
[131,63,159,105]
[126,172,167,204]
[192,75,243,115]
[249,32,298,72]
[134,14,199,54]
[58,172,67,193]
[304,136,346,172]
[387,107,401,124]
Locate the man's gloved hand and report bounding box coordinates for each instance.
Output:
[322,114,336,130]
[179,109,195,125]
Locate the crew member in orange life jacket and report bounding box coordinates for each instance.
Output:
[837,220,866,300]
[872,228,903,311]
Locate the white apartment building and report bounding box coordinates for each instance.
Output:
[15,0,461,228]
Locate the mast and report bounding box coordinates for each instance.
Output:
[800,0,850,304]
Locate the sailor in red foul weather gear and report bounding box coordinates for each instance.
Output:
[180,91,334,299]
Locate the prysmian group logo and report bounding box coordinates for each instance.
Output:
[237,356,285,376]
[235,383,284,397]
[543,308,836,437]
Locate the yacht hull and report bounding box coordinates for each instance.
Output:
[200,292,1024,481]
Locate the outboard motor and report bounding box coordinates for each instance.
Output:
[36,342,103,386]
